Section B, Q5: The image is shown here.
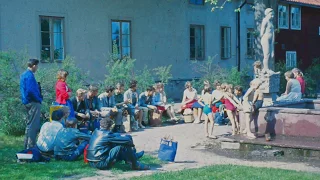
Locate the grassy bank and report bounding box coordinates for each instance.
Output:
[132,164,320,180]
[0,134,161,180]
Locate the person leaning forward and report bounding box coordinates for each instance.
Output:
[20,59,43,149]
[86,110,149,170]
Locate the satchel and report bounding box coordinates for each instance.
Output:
[158,138,178,162]
[149,110,162,127]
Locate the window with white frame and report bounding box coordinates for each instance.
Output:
[247,28,255,58]
[286,51,297,68]
[291,6,301,30]
[40,16,65,62]
[221,27,231,59]
[278,4,289,29]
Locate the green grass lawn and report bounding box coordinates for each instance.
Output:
[0,134,162,180]
[132,165,320,180]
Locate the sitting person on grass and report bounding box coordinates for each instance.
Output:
[153,83,179,121]
[54,118,91,161]
[36,108,68,155]
[86,110,149,170]
[70,89,90,133]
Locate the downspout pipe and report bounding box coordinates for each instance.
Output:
[237,0,247,71]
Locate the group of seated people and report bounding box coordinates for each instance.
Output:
[177,67,306,139]
[54,69,179,134]
[36,107,149,170]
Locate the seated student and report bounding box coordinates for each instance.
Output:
[98,86,123,131]
[87,111,149,170]
[153,83,178,121]
[124,80,143,130]
[70,89,90,133]
[36,108,68,154]
[234,86,244,104]
[113,83,130,132]
[276,71,302,102]
[192,80,211,124]
[55,69,75,119]
[139,86,157,126]
[54,118,91,161]
[85,85,101,131]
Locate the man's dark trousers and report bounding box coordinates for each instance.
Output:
[89,146,137,170]
[24,102,41,149]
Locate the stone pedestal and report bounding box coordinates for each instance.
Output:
[259,73,280,106]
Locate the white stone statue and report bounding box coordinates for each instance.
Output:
[260,8,275,74]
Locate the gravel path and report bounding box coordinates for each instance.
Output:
[81,123,320,180]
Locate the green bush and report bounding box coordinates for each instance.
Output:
[0,51,89,135]
[0,51,29,135]
[36,56,90,119]
[275,59,320,98]
[274,61,287,94]
[191,56,250,92]
[104,43,172,91]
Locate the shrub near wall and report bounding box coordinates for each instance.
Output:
[0,52,28,135]
[0,51,89,136]
[191,56,250,92]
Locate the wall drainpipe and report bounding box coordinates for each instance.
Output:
[237,0,247,71]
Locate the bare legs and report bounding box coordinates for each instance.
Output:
[166,107,178,120]
[226,110,238,135]
[244,112,256,138]
[193,108,203,124]
[204,113,216,138]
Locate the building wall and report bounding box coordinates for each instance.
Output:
[275,5,320,70]
[0,0,253,100]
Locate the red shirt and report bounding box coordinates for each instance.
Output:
[296,76,305,94]
[55,80,71,104]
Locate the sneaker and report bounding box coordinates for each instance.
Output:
[193,119,200,124]
[139,124,145,129]
[136,151,144,159]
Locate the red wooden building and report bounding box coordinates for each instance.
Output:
[275,0,320,70]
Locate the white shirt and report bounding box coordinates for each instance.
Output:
[184,88,197,100]
[36,121,63,152]
[212,90,223,100]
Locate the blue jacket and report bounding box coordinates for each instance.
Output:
[20,70,42,104]
[139,93,155,107]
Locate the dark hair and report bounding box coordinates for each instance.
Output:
[234,85,243,92]
[51,109,64,121]
[146,86,155,92]
[213,80,221,88]
[129,80,137,89]
[65,118,78,128]
[203,87,212,94]
[27,59,39,68]
[105,86,115,93]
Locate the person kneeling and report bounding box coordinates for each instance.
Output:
[87,111,150,170]
[54,118,91,161]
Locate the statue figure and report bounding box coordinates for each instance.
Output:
[260,8,275,74]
